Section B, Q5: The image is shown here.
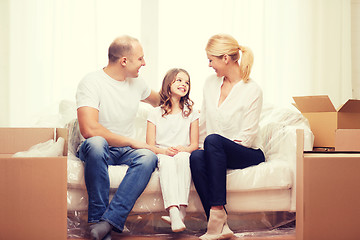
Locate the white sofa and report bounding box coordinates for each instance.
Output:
[65,102,313,236]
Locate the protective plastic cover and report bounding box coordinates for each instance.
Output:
[35,101,313,237]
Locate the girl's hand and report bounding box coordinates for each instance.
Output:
[165,147,179,156]
[174,146,186,152]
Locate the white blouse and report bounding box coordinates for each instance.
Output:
[199,75,263,150]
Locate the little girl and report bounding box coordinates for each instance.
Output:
[146,68,199,232]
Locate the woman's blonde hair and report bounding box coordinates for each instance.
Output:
[205,34,254,82]
[160,68,194,118]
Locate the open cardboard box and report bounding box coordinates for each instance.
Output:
[293,95,360,148]
[0,128,68,240]
[335,129,360,151]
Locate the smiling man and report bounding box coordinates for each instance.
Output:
[76,35,160,240]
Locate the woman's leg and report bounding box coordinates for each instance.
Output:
[199,134,265,239]
[204,134,265,206]
[190,149,211,219]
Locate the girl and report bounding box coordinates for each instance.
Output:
[190,34,265,240]
[146,68,199,232]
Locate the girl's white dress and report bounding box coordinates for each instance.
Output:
[147,106,199,209]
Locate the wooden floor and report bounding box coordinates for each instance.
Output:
[69,235,295,240]
[68,212,296,239]
[69,229,296,240]
[70,235,295,240]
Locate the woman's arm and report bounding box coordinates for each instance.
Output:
[233,91,262,147]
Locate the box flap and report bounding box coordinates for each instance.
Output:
[338,99,360,113]
[292,95,336,113]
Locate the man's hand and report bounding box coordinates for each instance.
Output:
[130,140,154,151]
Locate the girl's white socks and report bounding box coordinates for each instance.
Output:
[179,205,187,221]
[169,207,186,232]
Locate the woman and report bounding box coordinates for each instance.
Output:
[190,34,265,240]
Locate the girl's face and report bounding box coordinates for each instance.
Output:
[207,53,226,77]
[170,71,190,98]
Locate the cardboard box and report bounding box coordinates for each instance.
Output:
[335,129,360,151]
[0,128,68,240]
[293,95,360,148]
[297,152,360,240]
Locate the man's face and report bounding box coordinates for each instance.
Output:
[125,42,146,78]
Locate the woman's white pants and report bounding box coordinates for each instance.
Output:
[157,152,191,210]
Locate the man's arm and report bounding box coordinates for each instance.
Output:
[142,90,160,107]
[77,106,152,150]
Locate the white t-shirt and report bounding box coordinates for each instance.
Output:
[76,69,151,139]
[199,75,263,150]
[147,106,200,149]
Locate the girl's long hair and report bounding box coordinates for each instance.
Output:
[159,68,194,118]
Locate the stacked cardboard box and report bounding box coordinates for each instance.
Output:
[0,128,68,240]
[293,95,360,150]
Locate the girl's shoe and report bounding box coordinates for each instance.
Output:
[161,215,171,225]
[169,207,186,232]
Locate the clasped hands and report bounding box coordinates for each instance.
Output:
[164,146,186,156]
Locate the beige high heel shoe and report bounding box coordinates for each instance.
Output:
[219,223,234,239]
[199,209,227,240]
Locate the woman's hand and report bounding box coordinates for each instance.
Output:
[234,140,243,145]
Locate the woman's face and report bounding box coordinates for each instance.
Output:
[207,54,226,77]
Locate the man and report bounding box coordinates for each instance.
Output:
[76,35,160,240]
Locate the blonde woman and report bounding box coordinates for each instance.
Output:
[190,34,265,240]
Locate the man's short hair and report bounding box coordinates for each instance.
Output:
[108,35,139,63]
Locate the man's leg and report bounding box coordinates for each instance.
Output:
[101,147,158,231]
[78,136,111,223]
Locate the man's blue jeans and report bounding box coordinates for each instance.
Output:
[77,136,158,231]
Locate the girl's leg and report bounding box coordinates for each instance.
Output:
[158,154,179,209]
[174,152,191,209]
[158,154,185,232]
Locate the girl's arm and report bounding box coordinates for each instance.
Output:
[176,119,199,153]
[146,121,178,156]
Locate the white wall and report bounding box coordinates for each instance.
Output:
[0,0,9,126]
[1,1,359,127]
[352,0,360,99]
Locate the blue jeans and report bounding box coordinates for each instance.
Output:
[77,136,158,231]
[190,134,265,220]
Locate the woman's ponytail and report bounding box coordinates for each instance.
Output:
[239,46,254,83]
